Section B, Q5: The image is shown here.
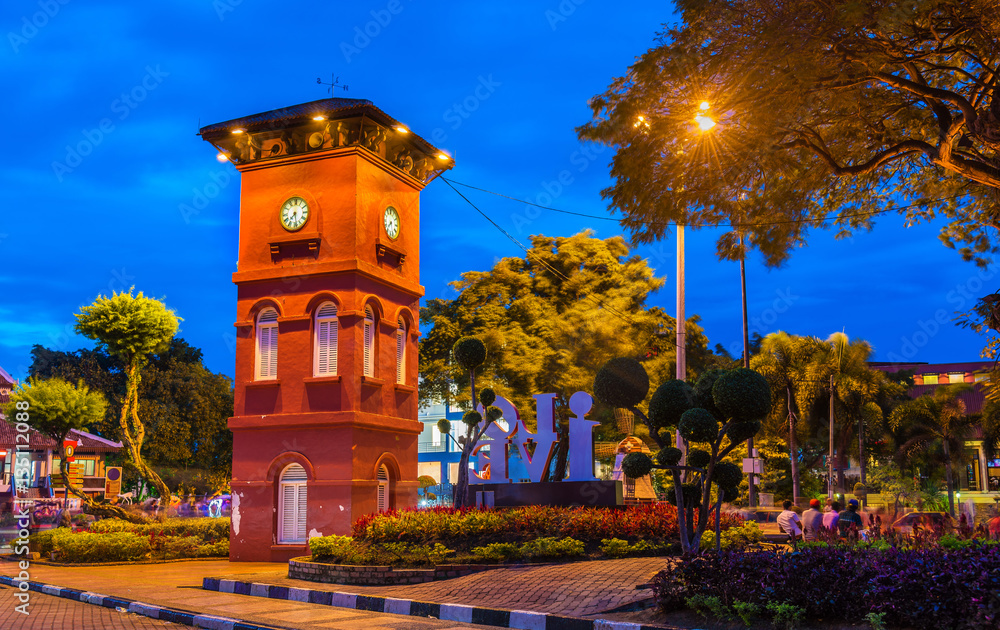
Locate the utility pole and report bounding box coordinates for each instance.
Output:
[676,224,686,460]
[740,234,757,508]
[828,374,835,500]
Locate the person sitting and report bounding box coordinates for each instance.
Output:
[822,500,841,535]
[802,498,824,541]
[838,499,863,537]
[777,500,803,546]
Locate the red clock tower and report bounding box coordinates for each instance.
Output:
[200,98,452,562]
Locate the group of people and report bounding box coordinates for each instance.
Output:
[777,498,864,543]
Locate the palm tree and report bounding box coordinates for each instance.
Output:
[890,385,976,517]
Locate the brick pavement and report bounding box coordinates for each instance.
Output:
[0,585,181,629]
[209,557,673,618]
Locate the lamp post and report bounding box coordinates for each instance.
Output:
[696,102,758,507]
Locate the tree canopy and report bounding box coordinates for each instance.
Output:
[578,0,1000,267]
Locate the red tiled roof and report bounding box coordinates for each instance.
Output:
[0,419,123,453]
[0,366,14,386]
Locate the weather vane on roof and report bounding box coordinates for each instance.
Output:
[316,73,349,95]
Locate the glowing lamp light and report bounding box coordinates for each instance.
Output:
[395,125,410,134]
[437,152,450,160]
[695,114,716,131]
[216,152,229,162]
[699,101,711,111]
[231,128,245,135]
[313,115,326,121]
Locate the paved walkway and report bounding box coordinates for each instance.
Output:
[0,560,499,629]
[216,557,671,618]
[0,585,183,630]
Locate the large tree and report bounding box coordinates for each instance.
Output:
[29,339,233,492]
[74,289,179,504]
[578,0,1000,267]
[419,230,720,466]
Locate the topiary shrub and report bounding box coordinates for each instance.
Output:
[712,368,771,420]
[655,446,683,467]
[648,380,696,432]
[665,483,702,508]
[678,408,719,443]
[711,461,743,489]
[437,418,451,435]
[692,369,726,417]
[463,410,483,426]
[686,449,711,469]
[593,357,649,408]
[452,337,487,370]
[622,452,654,478]
[726,419,762,443]
[479,387,496,407]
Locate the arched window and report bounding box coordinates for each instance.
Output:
[363,306,374,377]
[313,302,338,377]
[256,308,278,380]
[278,463,307,544]
[377,464,390,512]
[396,318,406,384]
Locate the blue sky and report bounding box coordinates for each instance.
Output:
[1,1,993,383]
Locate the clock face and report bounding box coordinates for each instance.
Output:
[280,197,309,231]
[384,206,401,240]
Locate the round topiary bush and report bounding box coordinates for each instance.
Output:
[693,369,726,417]
[437,418,452,435]
[678,408,719,443]
[654,446,683,467]
[686,448,711,469]
[648,380,695,432]
[621,452,654,479]
[453,337,487,370]
[479,387,497,407]
[593,357,649,408]
[665,483,702,508]
[725,419,762,444]
[719,484,741,502]
[711,461,743,489]
[712,368,772,420]
[485,405,503,422]
[463,410,483,426]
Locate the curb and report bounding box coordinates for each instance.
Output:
[203,577,671,630]
[0,575,281,630]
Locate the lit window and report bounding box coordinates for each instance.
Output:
[256,308,278,380]
[363,307,374,377]
[923,374,938,385]
[313,302,338,376]
[278,463,307,544]
[396,318,406,384]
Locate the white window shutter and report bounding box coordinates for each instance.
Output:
[280,483,296,542]
[363,322,373,376]
[314,302,338,377]
[316,320,330,375]
[330,318,338,375]
[257,308,278,380]
[267,328,277,378]
[295,484,307,541]
[396,322,405,384]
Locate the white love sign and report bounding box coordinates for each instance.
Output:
[471,391,598,483]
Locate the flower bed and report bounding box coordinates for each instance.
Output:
[654,540,1000,629]
[305,504,743,570]
[28,517,230,563]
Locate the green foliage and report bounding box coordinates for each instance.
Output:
[520,537,585,559]
[309,535,358,562]
[648,380,695,432]
[686,449,711,469]
[712,461,743,489]
[75,289,179,360]
[693,369,726,418]
[436,418,451,435]
[713,368,771,420]
[462,410,482,427]
[452,336,487,371]
[685,594,728,620]
[700,520,763,551]
[766,601,804,630]
[678,408,718,443]
[732,600,762,627]
[621,452,654,478]
[7,377,107,442]
[726,420,762,444]
[664,483,702,508]
[87,517,229,540]
[654,447,683,467]
[599,538,631,558]
[594,357,649,409]
[53,531,152,563]
[478,387,496,407]
[471,542,521,563]
[578,1,999,268]
[417,476,437,489]
[865,611,888,630]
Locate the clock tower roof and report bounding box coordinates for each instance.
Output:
[199,98,453,181]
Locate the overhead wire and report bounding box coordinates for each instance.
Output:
[441,177,967,229]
